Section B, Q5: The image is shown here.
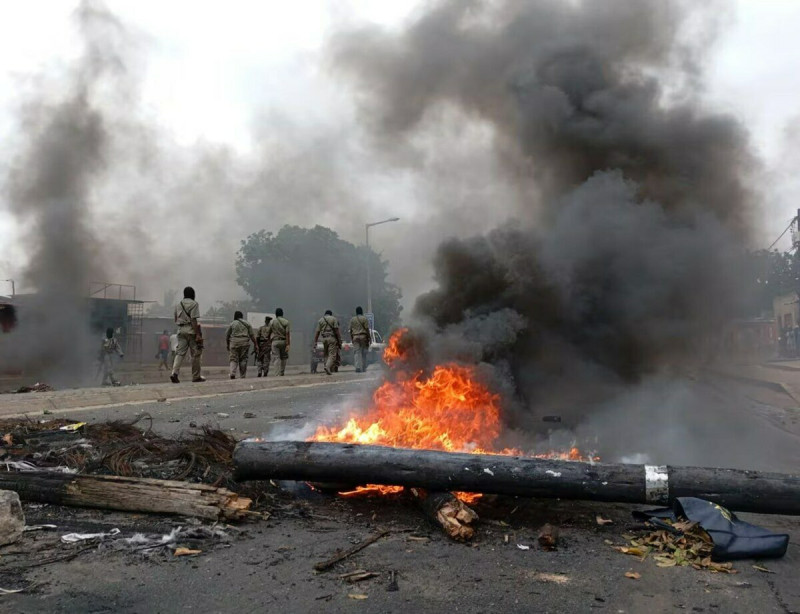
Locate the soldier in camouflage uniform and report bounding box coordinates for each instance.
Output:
[226,311,257,379]
[313,310,342,376]
[269,308,291,376]
[170,286,204,384]
[256,315,273,377]
[99,327,124,386]
[349,306,371,373]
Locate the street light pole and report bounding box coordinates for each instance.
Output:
[365,217,400,320]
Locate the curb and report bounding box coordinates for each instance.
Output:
[0,372,379,418]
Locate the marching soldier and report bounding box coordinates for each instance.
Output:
[313,309,341,375]
[99,327,124,386]
[226,311,257,379]
[269,308,291,376]
[349,306,371,373]
[170,286,205,383]
[256,315,273,377]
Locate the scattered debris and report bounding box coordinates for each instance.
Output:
[531,572,568,584]
[313,530,391,572]
[752,564,775,574]
[15,382,53,393]
[517,544,531,550]
[23,524,57,532]
[596,515,613,526]
[0,490,24,546]
[386,570,399,592]
[538,523,559,551]
[216,413,230,418]
[243,412,256,419]
[412,489,478,542]
[59,423,85,432]
[625,571,641,580]
[348,593,368,600]
[339,570,379,583]
[612,519,737,573]
[174,547,202,557]
[61,528,120,543]
[157,397,167,403]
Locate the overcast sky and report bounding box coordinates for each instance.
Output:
[1,0,799,305]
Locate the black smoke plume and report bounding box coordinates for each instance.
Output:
[331,0,757,419]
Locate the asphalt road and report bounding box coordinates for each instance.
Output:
[3,375,800,613]
[63,375,381,441]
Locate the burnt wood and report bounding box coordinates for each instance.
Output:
[234,441,800,515]
[0,471,253,520]
[412,489,478,541]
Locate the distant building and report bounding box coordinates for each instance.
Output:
[773,292,799,332]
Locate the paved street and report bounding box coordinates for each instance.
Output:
[1,373,799,613]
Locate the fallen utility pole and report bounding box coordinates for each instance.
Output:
[0,472,253,521]
[234,441,800,515]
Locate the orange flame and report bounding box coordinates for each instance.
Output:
[310,329,595,501]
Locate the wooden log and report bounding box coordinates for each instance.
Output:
[0,471,253,521]
[234,441,800,515]
[411,489,478,541]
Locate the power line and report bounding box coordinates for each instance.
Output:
[767,217,796,251]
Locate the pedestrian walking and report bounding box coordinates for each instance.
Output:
[169,331,179,367]
[156,330,170,371]
[170,286,205,383]
[99,327,124,386]
[256,315,273,377]
[269,308,291,376]
[313,310,341,375]
[349,306,371,373]
[227,311,257,379]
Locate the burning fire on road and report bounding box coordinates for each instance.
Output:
[310,329,596,502]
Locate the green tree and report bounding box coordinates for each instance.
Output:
[235,225,402,335]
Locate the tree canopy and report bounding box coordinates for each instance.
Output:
[235,225,402,334]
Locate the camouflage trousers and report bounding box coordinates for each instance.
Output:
[322,337,338,374]
[101,354,119,386]
[229,343,251,378]
[352,334,369,372]
[257,345,271,377]
[172,330,203,381]
[271,339,288,376]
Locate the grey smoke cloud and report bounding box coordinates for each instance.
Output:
[1,1,123,383]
